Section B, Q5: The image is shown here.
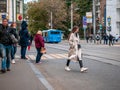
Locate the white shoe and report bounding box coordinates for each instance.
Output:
[65,66,71,71]
[11,59,15,64]
[80,67,88,72]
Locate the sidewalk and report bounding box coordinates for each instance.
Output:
[0,59,47,90]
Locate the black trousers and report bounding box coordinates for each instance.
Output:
[66,58,83,68]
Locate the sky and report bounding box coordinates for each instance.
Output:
[24,0,37,3]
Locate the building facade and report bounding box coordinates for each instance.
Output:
[106,0,120,36]
[0,0,24,24]
[100,0,106,26]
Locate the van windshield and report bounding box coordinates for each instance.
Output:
[50,32,60,34]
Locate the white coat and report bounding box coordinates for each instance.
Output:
[68,33,82,61]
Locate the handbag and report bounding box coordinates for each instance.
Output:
[9,34,18,44]
[40,47,46,54]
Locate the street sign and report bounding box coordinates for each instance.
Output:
[83,16,87,28]
[86,12,92,23]
[86,12,92,18]
[2,14,6,19]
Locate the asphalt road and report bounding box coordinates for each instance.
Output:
[0,40,120,90]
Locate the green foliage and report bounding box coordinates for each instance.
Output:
[27,2,49,35]
[26,0,92,37]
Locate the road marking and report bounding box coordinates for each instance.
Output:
[44,54,55,59]
[49,54,62,58]
[15,53,68,61]
[27,60,54,90]
[28,55,36,60]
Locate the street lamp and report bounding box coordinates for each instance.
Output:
[93,0,96,43]
[71,1,73,30]
[70,1,80,31]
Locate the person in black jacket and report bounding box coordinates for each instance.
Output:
[19,21,30,59]
[109,34,113,46]
[0,18,12,73]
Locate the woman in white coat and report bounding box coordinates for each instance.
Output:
[65,26,88,72]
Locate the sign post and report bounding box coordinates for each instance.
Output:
[83,16,87,40]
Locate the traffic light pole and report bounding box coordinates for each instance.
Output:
[71,1,73,30]
[93,0,96,43]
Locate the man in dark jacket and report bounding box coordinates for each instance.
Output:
[0,18,12,73]
[19,21,30,59]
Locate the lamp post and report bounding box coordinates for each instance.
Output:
[50,0,53,29]
[50,11,53,29]
[71,1,73,30]
[93,0,96,43]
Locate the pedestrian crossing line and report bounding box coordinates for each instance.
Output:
[41,55,47,60]
[64,54,68,57]
[15,53,69,61]
[43,54,54,59]
[49,54,62,59]
[15,55,20,59]
[57,54,67,58]
[28,55,36,60]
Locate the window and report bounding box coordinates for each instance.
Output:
[0,0,7,13]
[50,32,60,34]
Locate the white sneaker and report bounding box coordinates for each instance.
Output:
[80,67,88,72]
[11,59,15,64]
[65,66,71,71]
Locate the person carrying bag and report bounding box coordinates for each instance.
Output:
[34,30,45,64]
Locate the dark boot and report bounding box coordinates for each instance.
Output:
[65,59,71,71]
[66,59,71,66]
[78,60,83,68]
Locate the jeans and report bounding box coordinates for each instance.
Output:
[0,44,12,70]
[11,45,17,60]
[36,48,43,63]
[21,46,27,58]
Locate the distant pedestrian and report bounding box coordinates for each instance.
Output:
[103,34,108,45]
[89,34,93,43]
[34,30,45,64]
[115,34,119,42]
[65,26,88,72]
[10,22,19,64]
[19,21,30,59]
[96,34,100,44]
[109,34,113,46]
[0,18,12,73]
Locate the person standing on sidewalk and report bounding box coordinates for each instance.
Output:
[109,34,113,46]
[10,22,19,64]
[19,21,30,59]
[0,18,12,73]
[65,26,88,72]
[34,30,45,64]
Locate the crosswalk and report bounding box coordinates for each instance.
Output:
[15,53,68,61]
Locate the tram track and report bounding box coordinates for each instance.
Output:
[46,43,120,66]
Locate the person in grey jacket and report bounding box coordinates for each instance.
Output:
[65,26,88,72]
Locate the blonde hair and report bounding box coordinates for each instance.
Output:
[37,30,42,35]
